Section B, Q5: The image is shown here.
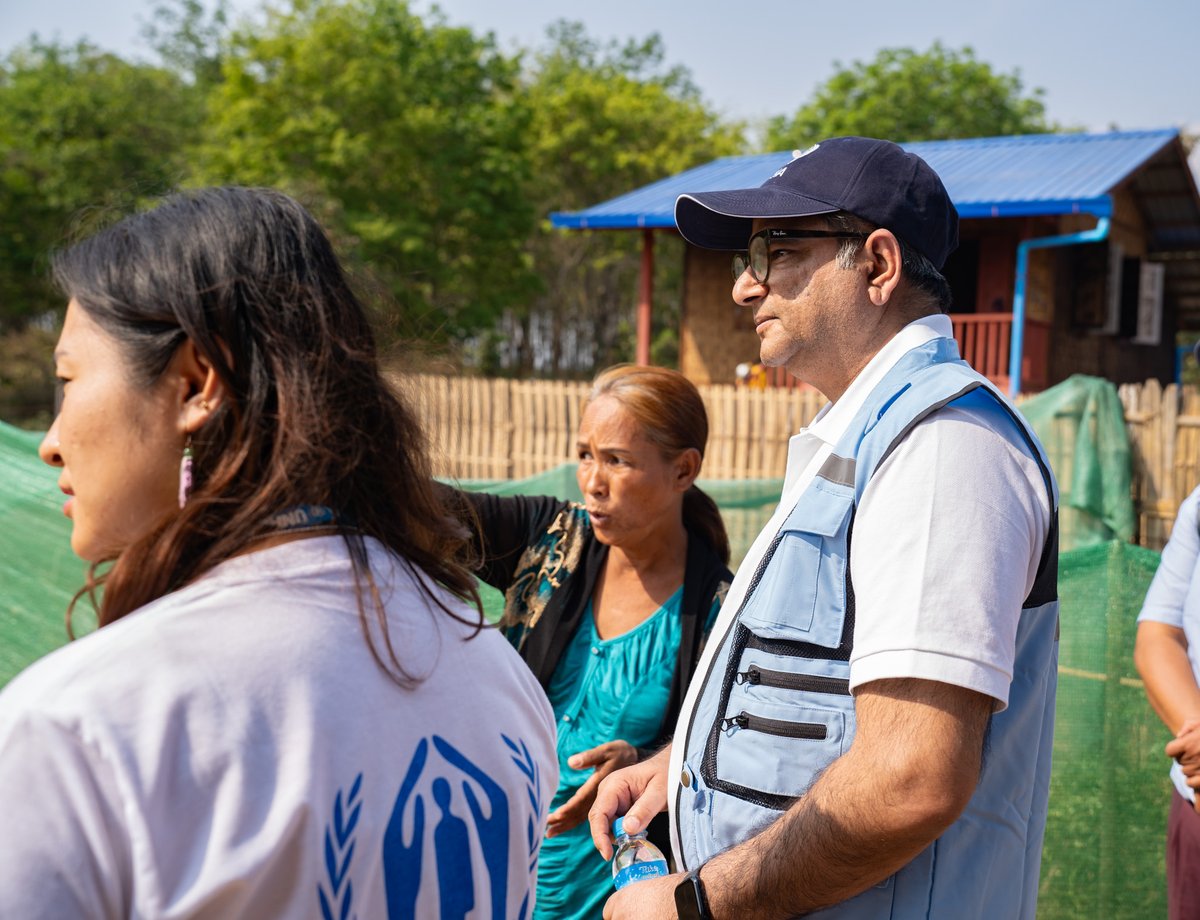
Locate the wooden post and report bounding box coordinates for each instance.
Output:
[637,228,654,365]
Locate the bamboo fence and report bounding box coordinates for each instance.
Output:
[396,373,1200,551]
[1120,380,1200,549]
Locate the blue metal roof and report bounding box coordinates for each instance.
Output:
[550,129,1181,229]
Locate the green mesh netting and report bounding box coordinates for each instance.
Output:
[0,375,1176,914]
[1019,374,1136,551]
[0,423,87,684]
[1021,376,1170,917]
[1046,539,1170,919]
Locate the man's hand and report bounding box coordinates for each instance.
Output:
[546,740,639,838]
[602,872,682,920]
[588,744,671,860]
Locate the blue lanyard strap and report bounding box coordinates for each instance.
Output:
[263,504,337,533]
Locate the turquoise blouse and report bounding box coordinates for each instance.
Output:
[533,589,716,920]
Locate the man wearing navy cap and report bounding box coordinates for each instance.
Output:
[590,137,1059,919]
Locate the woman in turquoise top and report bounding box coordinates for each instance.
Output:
[449,365,732,918]
[538,591,721,918]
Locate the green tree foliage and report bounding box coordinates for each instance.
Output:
[503,22,744,374]
[141,0,229,91]
[196,0,537,342]
[766,42,1054,152]
[0,39,197,331]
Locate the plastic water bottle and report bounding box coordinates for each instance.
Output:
[611,816,669,890]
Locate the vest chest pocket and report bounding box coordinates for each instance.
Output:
[738,482,854,650]
[705,664,851,806]
[700,623,857,809]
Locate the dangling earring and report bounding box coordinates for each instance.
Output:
[178,436,194,509]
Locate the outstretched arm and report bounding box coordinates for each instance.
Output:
[436,486,567,590]
[601,678,993,920]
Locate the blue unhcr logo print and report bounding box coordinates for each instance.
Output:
[318,733,544,920]
[319,773,363,920]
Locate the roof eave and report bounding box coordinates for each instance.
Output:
[549,196,1115,231]
[956,196,1114,220]
[549,211,679,230]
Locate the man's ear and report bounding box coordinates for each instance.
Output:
[172,338,228,435]
[674,447,702,492]
[863,229,903,307]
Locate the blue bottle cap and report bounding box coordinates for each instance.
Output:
[612,816,627,839]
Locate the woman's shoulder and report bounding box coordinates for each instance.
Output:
[477,491,587,533]
[0,597,178,745]
[510,501,593,585]
[545,500,590,535]
[0,540,351,718]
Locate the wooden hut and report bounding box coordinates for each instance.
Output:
[551,130,1200,395]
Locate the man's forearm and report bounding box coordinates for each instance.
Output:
[694,679,992,918]
[697,753,952,916]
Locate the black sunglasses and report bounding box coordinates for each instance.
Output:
[731,228,868,284]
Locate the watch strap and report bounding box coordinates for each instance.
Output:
[674,867,713,920]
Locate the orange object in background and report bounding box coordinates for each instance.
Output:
[735,362,768,389]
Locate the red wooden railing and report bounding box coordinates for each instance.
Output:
[952,312,1012,390]
[950,313,1051,393]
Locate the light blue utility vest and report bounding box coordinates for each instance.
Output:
[674,338,1059,919]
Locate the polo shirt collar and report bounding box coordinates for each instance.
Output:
[782,314,953,490]
[810,313,953,442]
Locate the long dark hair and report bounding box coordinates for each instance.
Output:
[52,186,481,679]
[588,364,729,564]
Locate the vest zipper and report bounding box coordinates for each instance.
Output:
[720,711,828,740]
[680,525,794,844]
[736,666,850,695]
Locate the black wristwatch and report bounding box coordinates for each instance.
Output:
[674,867,713,920]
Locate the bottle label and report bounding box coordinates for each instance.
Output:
[613,859,670,890]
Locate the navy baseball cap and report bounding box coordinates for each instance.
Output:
[675,136,959,270]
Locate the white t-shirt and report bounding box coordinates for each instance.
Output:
[670,316,1050,817]
[1138,484,1200,802]
[0,536,558,919]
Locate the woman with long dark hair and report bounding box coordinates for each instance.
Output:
[449,364,732,920]
[0,187,556,919]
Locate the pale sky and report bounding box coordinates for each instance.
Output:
[3,0,1198,152]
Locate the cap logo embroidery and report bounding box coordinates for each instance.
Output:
[772,143,820,179]
[674,137,956,268]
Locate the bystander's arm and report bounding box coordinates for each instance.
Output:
[1135,622,1200,806]
[1135,621,1200,736]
